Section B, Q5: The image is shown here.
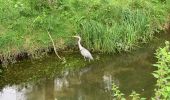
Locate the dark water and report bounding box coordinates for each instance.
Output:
[0,32,170,100]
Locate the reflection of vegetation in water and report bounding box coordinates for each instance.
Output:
[0,0,170,65]
[0,53,87,90]
[0,69,2,74]
[0,65,3,76]
[112,41,170,99]
[0,37,167,99]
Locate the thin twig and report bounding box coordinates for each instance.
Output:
[47,31,62,60]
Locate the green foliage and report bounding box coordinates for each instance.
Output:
[129,91,146,100]
[129,91,141,100]
[0,0,170,64]
[152,41,170,99]
[112,84,125,100]
[112,83,145,100]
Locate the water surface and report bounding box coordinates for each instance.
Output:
[0,32,170,100]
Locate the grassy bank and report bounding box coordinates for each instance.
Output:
[0,0,170,65]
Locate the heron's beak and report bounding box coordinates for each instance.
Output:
[72,36,78,38]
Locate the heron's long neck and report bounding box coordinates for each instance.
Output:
[78,38,83,50]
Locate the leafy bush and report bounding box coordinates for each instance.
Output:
[152,41,170,99]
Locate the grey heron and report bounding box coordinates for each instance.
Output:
[72,36,94,61]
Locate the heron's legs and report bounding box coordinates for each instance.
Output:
[88,59,91,62]
[84,56,86,61]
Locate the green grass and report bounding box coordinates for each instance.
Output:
[0,0,170,65]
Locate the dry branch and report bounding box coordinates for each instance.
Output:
[47,31,62,60]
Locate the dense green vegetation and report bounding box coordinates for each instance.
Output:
[0,0,170,65]
[112,41,170,100]
[153,41,170,99]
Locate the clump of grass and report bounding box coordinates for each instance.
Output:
[70,0,169,53]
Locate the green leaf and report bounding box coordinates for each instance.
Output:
[152,73,159,78]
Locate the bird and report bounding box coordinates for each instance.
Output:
[72,35,94,62]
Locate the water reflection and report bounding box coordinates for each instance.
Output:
[55,77,69,91]
[0,55,155,100]
[2,34,170,100]
[55,71,69,92]
[0,86,26,100]
[0,64,117,100]
[103,73,120,92]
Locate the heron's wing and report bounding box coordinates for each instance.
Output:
[80,47,93,59]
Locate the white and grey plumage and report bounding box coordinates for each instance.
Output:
[73,36,93,61]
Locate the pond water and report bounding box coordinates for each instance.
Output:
[0,32,170,100]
